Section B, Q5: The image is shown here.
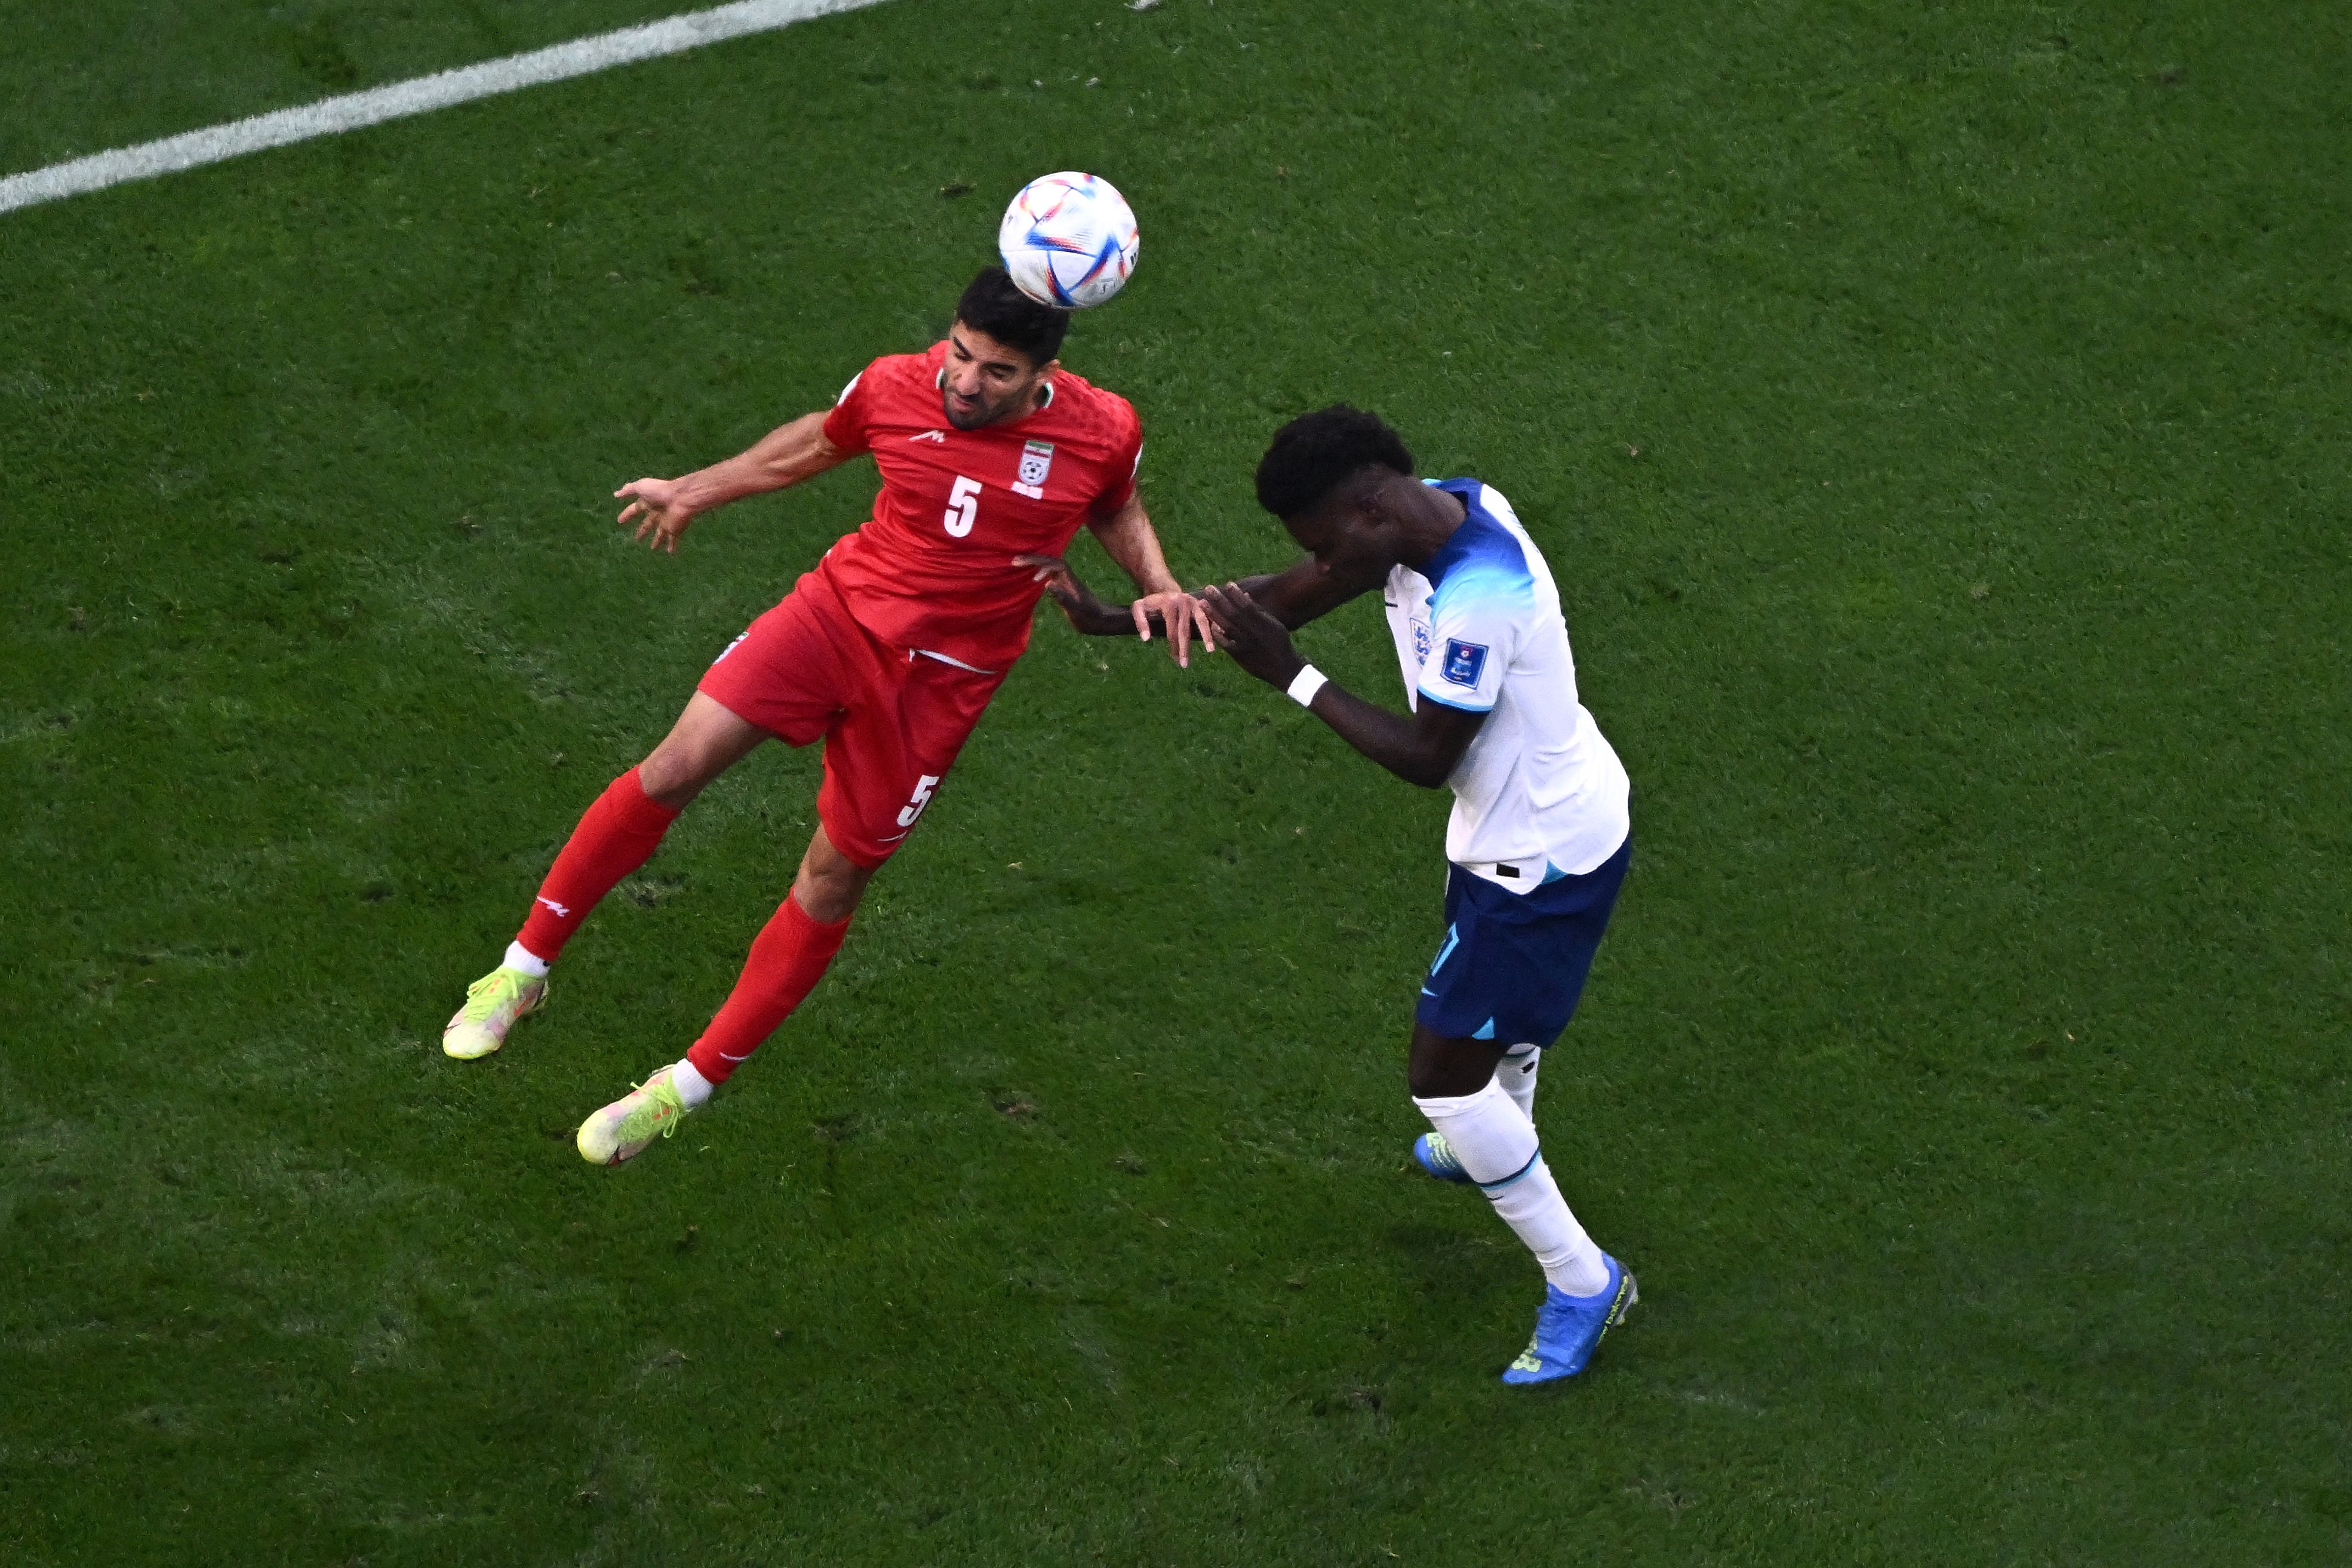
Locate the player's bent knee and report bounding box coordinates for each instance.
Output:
[639,723,762,810]
[1407,1043,1506,1100]
[789,832,877,924]
[1406,1059,1463,1100]
[792,863,872,924]
[637,695,770,808]
[635,745,711,810]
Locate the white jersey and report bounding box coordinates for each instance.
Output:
[1382,479,1630,890]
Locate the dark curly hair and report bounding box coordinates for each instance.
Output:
[955,265,1070,367]
[1253,405,1416,520]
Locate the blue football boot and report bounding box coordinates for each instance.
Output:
[1500,1255,1637,1386]
[1412,1132,1476,1184]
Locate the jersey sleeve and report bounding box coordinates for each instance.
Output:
[820,362,880,457]
[1416,576,1520,713]
[1093,407,1144,515]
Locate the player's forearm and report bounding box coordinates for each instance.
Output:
[1198,580,1479,782]
[1030,547,1175,638]
[1090,500,1183,597]
[1060,594,1208,639]
[1303,682,1457,788]
[1245,558,1373,629]
[1066,599,1151,636]
[1109,562,1351,633]
[675,411,843,513]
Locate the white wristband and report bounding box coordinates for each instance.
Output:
[1286,665,1329,708]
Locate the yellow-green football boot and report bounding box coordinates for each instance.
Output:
[442,966,548,1059]
[576,1066,693,1167]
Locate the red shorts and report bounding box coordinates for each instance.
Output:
[697,567,1007,868]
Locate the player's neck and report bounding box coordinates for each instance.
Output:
[1393,482,1469,570]
[990,379,1052,427]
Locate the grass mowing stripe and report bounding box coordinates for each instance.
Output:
[0,0,890,216]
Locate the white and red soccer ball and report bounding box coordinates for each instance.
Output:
[997,171,1139,310]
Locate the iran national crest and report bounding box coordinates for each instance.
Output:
[1019,439,1054,488]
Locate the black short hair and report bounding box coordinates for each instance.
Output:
[954,265,1069,367]
[1253,405,1416,520]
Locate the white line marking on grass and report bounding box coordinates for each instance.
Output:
[0,0,891,216]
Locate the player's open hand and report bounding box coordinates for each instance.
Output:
[615,477,697,554]
[1200,582,1303,690]
[1015,554,1124,635]
[1131,589,1216,669]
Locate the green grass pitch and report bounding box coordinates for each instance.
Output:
[4,0,2349,1561]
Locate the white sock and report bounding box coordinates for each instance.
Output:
[668,1057,714,1108]
[503,940,551,979]
[1413,1079,1609,1298]
[1491,1158,1610,1296]
[1497,1044,1541,1121]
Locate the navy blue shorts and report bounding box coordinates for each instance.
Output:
[1415,835,1631,1049]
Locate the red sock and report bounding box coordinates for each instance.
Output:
[685,894,852,1084]
[515,767,680,962]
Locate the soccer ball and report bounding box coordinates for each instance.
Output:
[997,172,1139,310]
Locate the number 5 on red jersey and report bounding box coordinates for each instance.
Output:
[943,476,980,538]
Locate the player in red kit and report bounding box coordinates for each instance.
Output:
[439,268,1211,1165]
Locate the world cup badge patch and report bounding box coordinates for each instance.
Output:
[1014,439,1054,498]
[1441,638,1489,687]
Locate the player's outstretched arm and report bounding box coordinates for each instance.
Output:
[614,410,849,554]
[1019,546,1377,649]
[1229,555,1381,630]
[1199,582,1484,788]
[1017,550,1199,642]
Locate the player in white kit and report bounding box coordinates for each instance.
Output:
[1035,404,1637,1383]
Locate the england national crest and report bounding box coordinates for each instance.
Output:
[1411,618,1434,666]
[1014,439,1054,498]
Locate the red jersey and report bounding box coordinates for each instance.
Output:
[816,341,1143,670]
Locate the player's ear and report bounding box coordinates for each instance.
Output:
[1035,357,1062,381]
